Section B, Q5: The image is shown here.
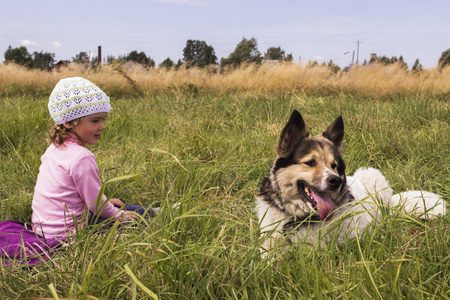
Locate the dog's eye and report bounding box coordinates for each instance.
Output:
[331,163,337,169]
[304,159,316,167]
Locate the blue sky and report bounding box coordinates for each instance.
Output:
[1,0,449,68]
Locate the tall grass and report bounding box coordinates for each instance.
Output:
[0,78,449,298]
[1,62,450,98]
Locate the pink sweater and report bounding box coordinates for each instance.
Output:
[32,138,124,238]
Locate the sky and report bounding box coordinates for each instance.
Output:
[1,0,449,69]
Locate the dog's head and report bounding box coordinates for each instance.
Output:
[270,110,347,221]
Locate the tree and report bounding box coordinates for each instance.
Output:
[106,55,117,64]
[438,48,450,69]
[411,58,423,73]
[264,46,292,61]
[327,60,341,74]
[30,51,55,70]
[175,59,183,70]
[72,51,103,68]
[285,53,293,62]
[159,57,174,69]
[306,60,319,68]
[90,56,99,69]
[397,56,408,70]
[126,51,155,68]
[220,37,262,69]
[72,51,90,67]
[4,45,32,67]
[370,55,408,69]
[183,40,217,68]
[4,46,56,69]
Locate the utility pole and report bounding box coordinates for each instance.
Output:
[356,39,362,65]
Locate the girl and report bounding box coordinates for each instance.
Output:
[32,77,149,239]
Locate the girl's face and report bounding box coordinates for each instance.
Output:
[64,112,108,146]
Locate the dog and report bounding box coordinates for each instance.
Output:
[256,110,446,253]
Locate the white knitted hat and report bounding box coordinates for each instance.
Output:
[48,77,113,124]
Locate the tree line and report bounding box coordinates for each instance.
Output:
[3,38,450,71]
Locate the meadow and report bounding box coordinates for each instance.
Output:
[0,63,449,299]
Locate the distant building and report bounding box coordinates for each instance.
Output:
[122,61,148,73]
[49,60,83,72]
[49,60,70,72]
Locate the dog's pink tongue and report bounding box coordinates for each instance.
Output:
[310,189,335,221]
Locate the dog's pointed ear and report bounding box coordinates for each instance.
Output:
[323,115,344,151]
[276,110,309,156]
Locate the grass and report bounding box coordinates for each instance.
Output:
[1,62,450,99]
[0,69,449,299]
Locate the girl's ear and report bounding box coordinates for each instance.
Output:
[63,123,73,129]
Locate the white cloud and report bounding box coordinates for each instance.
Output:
[51,41,62,48]
[313,55,324,61]
[20,40,38,47]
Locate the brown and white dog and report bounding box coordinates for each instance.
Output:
[256,110,446,253]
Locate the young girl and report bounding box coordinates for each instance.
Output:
[31,77,147,239]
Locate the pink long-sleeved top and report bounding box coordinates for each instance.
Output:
[32,137,124,238]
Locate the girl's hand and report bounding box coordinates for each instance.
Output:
[122,211,140,221]
[110,198,125,208]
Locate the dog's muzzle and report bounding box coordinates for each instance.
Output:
[327,175,343,190]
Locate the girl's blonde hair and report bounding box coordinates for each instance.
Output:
[47,118,84,146]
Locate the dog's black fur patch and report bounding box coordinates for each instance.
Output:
[258,177,287,214]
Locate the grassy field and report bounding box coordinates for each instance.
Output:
[1,62,450,99]
[0,65,449,299]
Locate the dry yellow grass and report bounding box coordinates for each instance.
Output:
[1,62,450,98]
